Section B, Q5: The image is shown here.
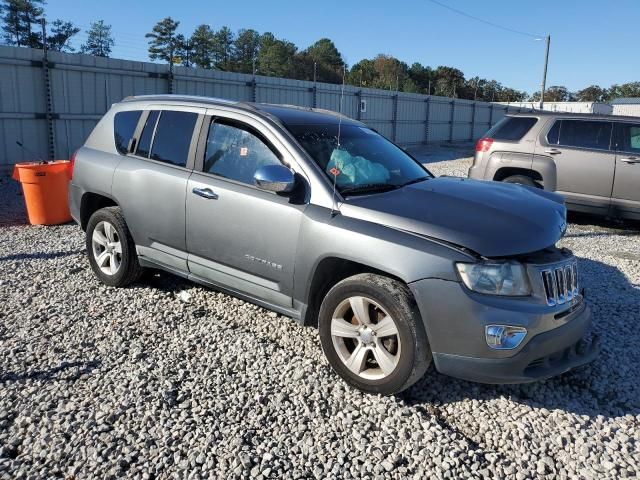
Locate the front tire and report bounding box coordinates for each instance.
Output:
[318,273,431,395]
[86,207,143,287]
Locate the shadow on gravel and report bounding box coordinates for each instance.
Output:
[0,249,84,262]
[0,359,100,384]
[566,211,640,234]
[402,256,640,421]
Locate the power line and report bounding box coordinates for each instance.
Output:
[428,0,542,39]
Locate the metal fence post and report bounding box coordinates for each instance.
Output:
[355,90,362,121]
[168,62,174,94]
[41,18,55,160]
[252,78,257,102]
[392,94,399,143]
[449,99,456,143]
[489,104,494,127]
[424,97,431,144]
[470,102,476,141]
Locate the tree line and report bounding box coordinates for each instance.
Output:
[1,1,638,102]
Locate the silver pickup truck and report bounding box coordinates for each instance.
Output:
[68,95,598,395]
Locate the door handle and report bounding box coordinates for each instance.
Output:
[192,187,218,199]
[545,148,562,155]
[620,156,640,164]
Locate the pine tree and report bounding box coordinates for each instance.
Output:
[189,24,215,69]
[80,20,114,57]
[231,28,259,73]
[212,26,233,70]
[0,0,45,48]
[145,17,180,64]
[46,19,79,52]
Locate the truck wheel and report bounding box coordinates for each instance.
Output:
[318,273,431,395]
[86,207,143,287]
[502,175,540,188]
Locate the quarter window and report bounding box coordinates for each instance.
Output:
[203,120,281,185]
[149,111,198,167]
[546,119,612,150]
[488,116,538,141]
[114,110,142,154]
[615,122,640,154]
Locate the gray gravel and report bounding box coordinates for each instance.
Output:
[1,154,639,479]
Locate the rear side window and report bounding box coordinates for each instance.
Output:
[614,122,640,154]
[203,120,281,185]
[150,111,198,167]
[547,119,612,150]
[489,117,538,141]
[114,110,142,154]
[136,110,160,158]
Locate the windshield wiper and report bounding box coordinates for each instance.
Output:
[399,176,431,188]
[340,183,400,196]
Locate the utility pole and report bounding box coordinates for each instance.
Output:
[539,34,551,109]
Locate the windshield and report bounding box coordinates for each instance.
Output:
[286,123,431,195]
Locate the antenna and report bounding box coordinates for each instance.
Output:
[330,65,347,217]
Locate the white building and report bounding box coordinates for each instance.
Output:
[610,98,640,117]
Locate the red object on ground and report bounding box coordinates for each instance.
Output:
[12,160,72,225]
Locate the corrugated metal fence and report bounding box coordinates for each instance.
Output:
[0,45,525,168]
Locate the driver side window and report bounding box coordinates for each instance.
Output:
[203,119,281,185]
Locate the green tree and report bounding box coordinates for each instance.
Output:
[80,20,114,57]
[0,0,44,47]
[347,58,376,87]
[232,28,260,73]
[608,82,640,99]
[174,33,191,67]
[433,66,465,97]
[189,24,215,69]
[257,32,296,77]
[212,26,234,70]
[530,85,572,102]
[303,38,344,83]
[574,85,608,102]
[146,17,180,64]
[407,62,434,94]
[46,19,79,52]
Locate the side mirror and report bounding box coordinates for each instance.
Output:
[254,164,296,193]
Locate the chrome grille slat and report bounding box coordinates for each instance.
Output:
[541,260,579,307]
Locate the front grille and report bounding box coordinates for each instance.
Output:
[540,261,579,307]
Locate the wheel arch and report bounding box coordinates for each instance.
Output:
[80,192,119,231]
[301,256,408,327]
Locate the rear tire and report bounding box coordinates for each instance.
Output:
[318,273,431,395]
[86,207,143,287]
[502,174,540,188]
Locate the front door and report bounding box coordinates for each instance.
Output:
[541,118,615,215]
[611,121,640,219]
[185,114,305,308]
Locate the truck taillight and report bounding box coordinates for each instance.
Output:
[475,138,494,153]
[69,150,78,180]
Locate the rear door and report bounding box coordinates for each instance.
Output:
[112,105,204,272]
[611,121,640,219]
[185,111,306,308]
[542,118,614,215]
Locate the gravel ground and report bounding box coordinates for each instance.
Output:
[1,153,639,479]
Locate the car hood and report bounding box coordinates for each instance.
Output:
[339,177,567,257]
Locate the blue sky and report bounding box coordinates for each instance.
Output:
[46,0,639,94]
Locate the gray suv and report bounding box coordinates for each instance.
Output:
[468,112,640,220]
[69,95,598,395]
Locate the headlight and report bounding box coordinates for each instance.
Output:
[456,261,531,296]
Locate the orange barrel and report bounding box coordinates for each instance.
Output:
[12,160,72,225]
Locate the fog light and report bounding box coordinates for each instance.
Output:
[485,325,527,350]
